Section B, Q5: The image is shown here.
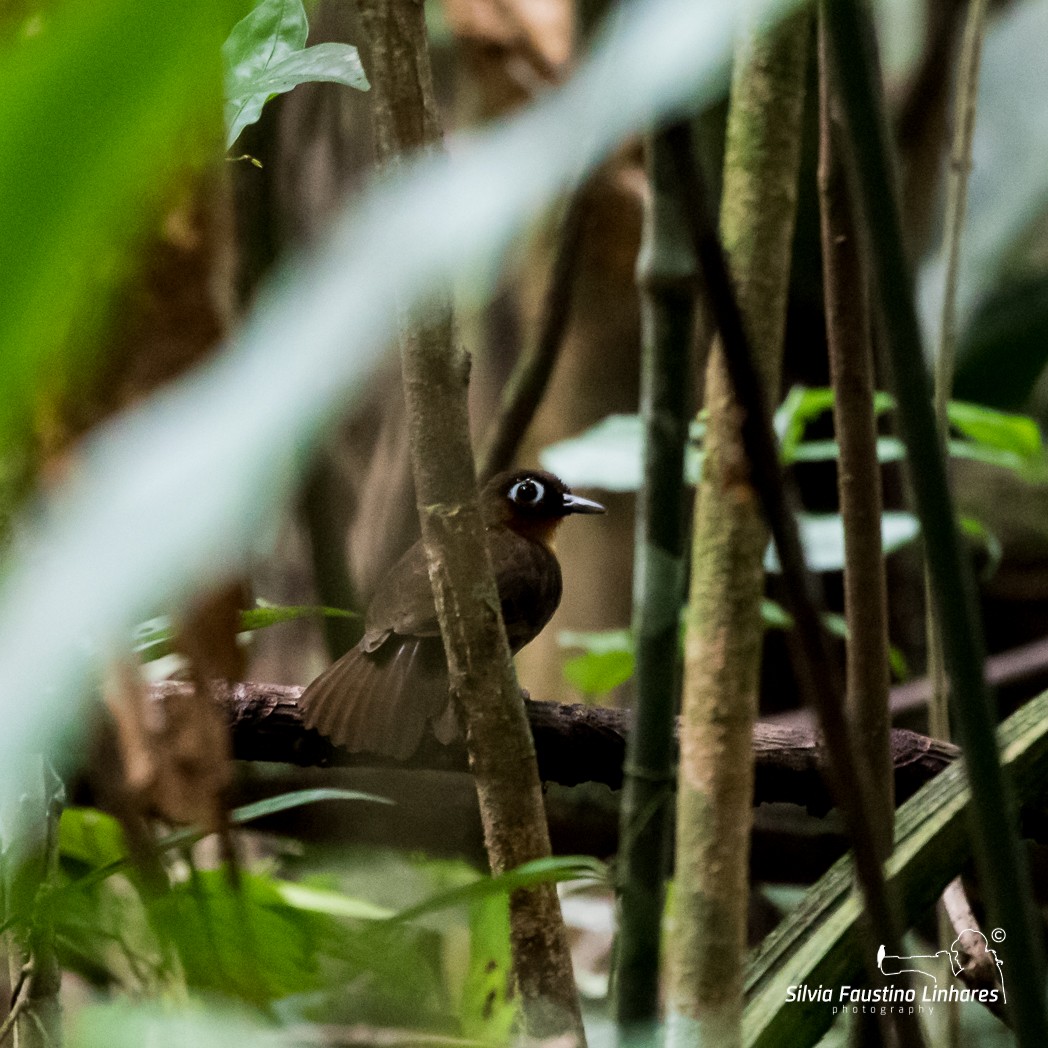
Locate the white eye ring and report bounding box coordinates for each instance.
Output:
[509,479,544,504]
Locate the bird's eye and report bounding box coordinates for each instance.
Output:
[509,479,544,505]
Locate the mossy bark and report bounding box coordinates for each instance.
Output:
[667,11,809,1047]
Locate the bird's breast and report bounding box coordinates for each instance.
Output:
[490,530,564,653]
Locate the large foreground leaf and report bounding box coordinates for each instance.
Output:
[0,0,797,773]
[743,689,1048,1047]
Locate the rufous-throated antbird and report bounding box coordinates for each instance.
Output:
[300,469,605,759]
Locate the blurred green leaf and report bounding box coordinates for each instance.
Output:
[70,1002,272,1048]
[4,790,390,938]
[563,649,636,696]
[240,600,359,630]
[461,894,517,1040]
[0,0,240,456]
[60,807,128,871]
[133,602,358,662]
[154,869,329,1003]
[959,514,1004,580]
[541,414,707,490]
[559,628,635,696]
[392,856,608,925]
[272,881,395,921]
[948,399,1044,461]
[765,512,920,573]
[223,0,368,148]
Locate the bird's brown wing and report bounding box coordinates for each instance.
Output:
[301,529,561,758]
[301,538,454,759]
[365,540,441,637]
[299,633,456,760]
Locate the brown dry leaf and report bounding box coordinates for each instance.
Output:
[103,651,234,833]
[176,581,250,685]
[441,0,572,112]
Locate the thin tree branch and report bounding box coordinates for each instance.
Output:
[0,965,31,1048]
[817,7,893,856]
[356,0,584,1038]
[478,187,587,480]
[823,1,1048,1041]
[150,680,961,808]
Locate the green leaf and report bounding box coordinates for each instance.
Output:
[760,598,794,630]
[765,512,920,573]
[559,629,635,695]
[947,400,1044,461]
[59,808,128,870]
[391,856,608,925]
[269,879,395,921]
[540,414,706,491]
[959,514,1004,580]
[0,0,239,460]
[744,684,1048,1047]
[239,600,359,630]
[563,650,636,696]
[4,789,390,938]
[132,602,358,662]
[788,436,906,464]
[461,894,517,1040]
[223,0,368,147]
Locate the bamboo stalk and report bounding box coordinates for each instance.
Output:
[823,1,1048,1042]
[666,14,809,1047]
[613,125,695,1043]
[356,0,584,1039]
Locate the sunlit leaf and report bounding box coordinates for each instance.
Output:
[765,512,920,573]
[223,0,368,148]
[392,856,608,925]
[948,400,1044,461]
[133,602,358,662]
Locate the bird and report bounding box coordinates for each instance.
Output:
[299,468,605,760]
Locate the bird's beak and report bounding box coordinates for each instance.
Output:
[562,493,606,515]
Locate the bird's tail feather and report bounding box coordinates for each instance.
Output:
[299,637,454,760]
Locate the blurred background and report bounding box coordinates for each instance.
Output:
[5,0,1048,1043]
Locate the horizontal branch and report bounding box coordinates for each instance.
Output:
[153,681,958,816]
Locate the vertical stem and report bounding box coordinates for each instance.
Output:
[927,0,991,742]
[825,1,1048,1042]
[666,13,808,1048]
[614,126,695,1043]
[927,6,990,1038]
[478,189,587,482]
[356,0,584,1039]
[0,761,63,1048]
[816,8,893,857]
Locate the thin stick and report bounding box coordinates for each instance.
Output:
[478,189,587,480]
[816,7,893,855]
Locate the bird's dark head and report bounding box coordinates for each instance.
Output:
[482,469,604,545]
